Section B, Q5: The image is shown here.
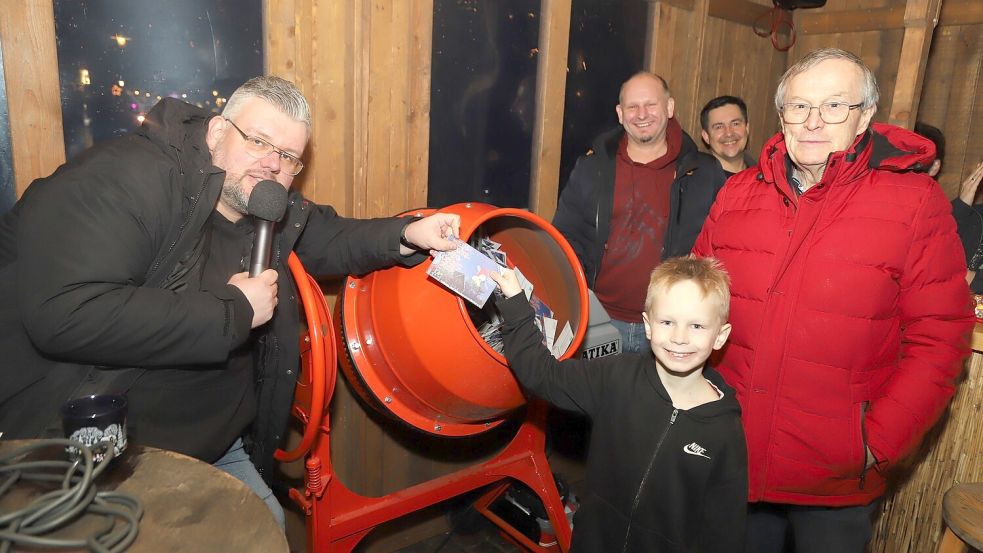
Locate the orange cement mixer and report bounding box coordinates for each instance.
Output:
[337,202,589,436]
[282,203,589,552]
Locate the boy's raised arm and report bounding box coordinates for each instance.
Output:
[491,270,606,417]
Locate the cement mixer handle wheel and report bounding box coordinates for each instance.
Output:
[274,253,334,462]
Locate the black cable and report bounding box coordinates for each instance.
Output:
[0,439,143,552]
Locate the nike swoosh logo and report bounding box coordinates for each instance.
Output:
[683,442,711,459]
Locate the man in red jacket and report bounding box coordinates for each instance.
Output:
[692,48,973,552]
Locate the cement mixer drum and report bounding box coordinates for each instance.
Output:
[336,203,589,437]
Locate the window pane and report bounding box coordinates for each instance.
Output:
[54,0,264,161]
[428,1,540,209]
[559,0,646,193]
[0,43,13,213]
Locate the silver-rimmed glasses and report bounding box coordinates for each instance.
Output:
[224,118,305,176]
[780,102,863,125]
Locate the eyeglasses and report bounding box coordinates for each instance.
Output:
[224,118,305,176]
[780,102,863,125]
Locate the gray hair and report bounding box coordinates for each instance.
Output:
[223,75,312,134]
[774,48,879,112]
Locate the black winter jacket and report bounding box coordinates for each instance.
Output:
[498,294,747,553]
[553,126,727,288]
[0,98,422,478]
[951,198,983,294]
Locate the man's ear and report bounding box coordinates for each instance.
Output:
[856,104,877,136]
[616,104,624,125]
[928,159,942,178]
[713,322,732,350]
[666,96,676,120]
[205,116,227,153]
[701,130,710,148]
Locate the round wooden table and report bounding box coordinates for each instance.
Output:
[0,440,289,552]
[940,483,983,552]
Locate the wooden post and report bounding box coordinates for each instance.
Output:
[0,0,65,197]
[887,0,943,129]
[529,0,572,220]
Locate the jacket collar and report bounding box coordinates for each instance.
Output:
[596,119,700,173]
[756,122,935,190]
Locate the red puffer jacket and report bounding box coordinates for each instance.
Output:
[693,123,973,506]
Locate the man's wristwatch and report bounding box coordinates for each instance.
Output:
[399,222,416,250]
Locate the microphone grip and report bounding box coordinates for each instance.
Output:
[249,219,275,277]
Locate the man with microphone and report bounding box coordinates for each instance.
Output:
[0,76,459,527]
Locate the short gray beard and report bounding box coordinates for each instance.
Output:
[220,174,250,216]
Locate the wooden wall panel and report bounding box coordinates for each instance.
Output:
[265,2,466,550]
[912,21,983,198]
[646,0,785,163]
[0,0,65,196]
[648,1,705,131]
[694,8,786,160]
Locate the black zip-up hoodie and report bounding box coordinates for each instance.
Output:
[497,294,747,553]
[552,123,727,288]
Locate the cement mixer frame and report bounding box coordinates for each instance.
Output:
[277,205,590,552]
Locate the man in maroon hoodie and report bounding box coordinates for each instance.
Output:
[553,72,727,353]
[693,48,973,552]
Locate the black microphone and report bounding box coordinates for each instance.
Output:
[247,180,289,277]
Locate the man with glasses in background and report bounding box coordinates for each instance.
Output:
[693,48,972,552]
[0,76,460,528]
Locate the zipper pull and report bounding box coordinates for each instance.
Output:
[670,409,678,424]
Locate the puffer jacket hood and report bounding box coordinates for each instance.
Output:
[136,97,218,186]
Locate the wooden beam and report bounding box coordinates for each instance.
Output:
[655,0,774,28]
[0,0,65,198]
[888,0,943,129]
[797,6,905,35]
[797,0,982,36]
[528,0,572,220]
[708,0,773,28]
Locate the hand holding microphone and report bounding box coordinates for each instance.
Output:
[229,180,288,328]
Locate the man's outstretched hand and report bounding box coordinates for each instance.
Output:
[400,212,462,255]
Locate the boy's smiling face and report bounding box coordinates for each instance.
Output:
[642,280,731,377]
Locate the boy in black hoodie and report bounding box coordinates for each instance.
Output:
[489,256,747,553]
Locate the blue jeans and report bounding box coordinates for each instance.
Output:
[745,501,880,553]
[213,438,286,529]
[610,319,648,354]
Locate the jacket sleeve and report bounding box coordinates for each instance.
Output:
[293,202,425,277]
[865,185,974,470]
[698,417,748,553]
[16,156,252,368]
[498,293,609,417]
[552,157,595,278]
